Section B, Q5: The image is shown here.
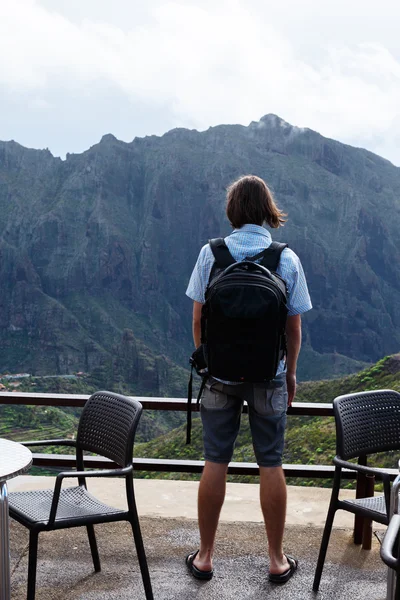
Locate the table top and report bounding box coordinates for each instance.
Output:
[0,438,32,482]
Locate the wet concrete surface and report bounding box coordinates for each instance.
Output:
[9,516,387,600]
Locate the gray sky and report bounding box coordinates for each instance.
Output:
[1,0,400,165]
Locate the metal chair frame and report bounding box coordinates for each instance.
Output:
[381,464,400,600]
[8,391,154,600]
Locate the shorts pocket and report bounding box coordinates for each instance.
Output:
[252,381,288,416]
[201,378,229,409]
[271,386,288,414]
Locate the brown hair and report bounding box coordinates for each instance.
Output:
[226,175,287,229]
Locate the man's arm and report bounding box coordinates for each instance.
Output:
[285,314,302,406]
[193,301,203,348]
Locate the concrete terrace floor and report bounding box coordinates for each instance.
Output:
[8,477,389,600]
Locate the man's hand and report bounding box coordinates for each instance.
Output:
[286,371,296,406]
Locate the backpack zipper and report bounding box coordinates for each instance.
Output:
[208,279,286,305]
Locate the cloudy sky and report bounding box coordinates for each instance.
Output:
[1,0,400,164]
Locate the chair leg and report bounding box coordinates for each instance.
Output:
[86,525,101,572]
[129,517,154,600]
[313,502,337,592]
[27,531,39,600]
[313,467,342,592]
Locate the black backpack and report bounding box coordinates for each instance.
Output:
[186,237,288,443]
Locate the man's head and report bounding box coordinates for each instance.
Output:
[226,175,286,229]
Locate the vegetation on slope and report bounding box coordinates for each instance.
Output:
[134,354,400,486]
[0,371,185,446]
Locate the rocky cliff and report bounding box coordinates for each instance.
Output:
[1,114,399,386]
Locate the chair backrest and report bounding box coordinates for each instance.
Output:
[334,390,400,460]
[76,391,142,467]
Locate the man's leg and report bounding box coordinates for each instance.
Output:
[192,378,242,572]
[259,465,290,574]
[193,460,229,571]
[248,376,292,575]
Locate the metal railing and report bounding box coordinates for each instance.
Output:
[0,391,396,477]
[0,391,337,475]
[0,390,398,549]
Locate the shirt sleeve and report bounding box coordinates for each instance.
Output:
[186,245,211,304]
[285,253,313,316]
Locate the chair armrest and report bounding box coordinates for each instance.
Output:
[57,466,133,480]
[48,465,133,525]
[381,514,400,571]
[22,439,77,448]
[334,457,392,481]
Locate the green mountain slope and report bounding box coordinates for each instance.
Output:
[135,354,400,486]
[0,373,186,446]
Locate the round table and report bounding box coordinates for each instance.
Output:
[0,439,32,600]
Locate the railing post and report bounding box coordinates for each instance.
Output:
[354,456,367,545]
[354,475,366,545]
[362,473,375,550]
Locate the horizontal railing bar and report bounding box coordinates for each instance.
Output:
[0,391,338,481]
[30,453,398,480]
[0,392,90,407]
[0,392,333,416]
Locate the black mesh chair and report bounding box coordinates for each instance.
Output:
[313,389,400,592]
[8,391,154,600]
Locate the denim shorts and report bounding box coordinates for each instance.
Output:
[200,374,288,468]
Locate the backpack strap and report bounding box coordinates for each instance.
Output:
[186,365,194,444]
[209,238,236,268]
[186,368,207,445]
[259,242,288,272]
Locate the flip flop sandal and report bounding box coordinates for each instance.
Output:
[268,554,298,584]
[185,550,214,580]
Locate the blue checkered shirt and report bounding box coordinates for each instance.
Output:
[186,224,312,376]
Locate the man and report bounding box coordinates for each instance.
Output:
[185,175,312,584]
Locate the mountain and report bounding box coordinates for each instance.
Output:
[1,114,400,387]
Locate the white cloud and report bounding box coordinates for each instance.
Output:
[1,0,400,164]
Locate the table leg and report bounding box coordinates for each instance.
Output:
[0,481,10,600]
